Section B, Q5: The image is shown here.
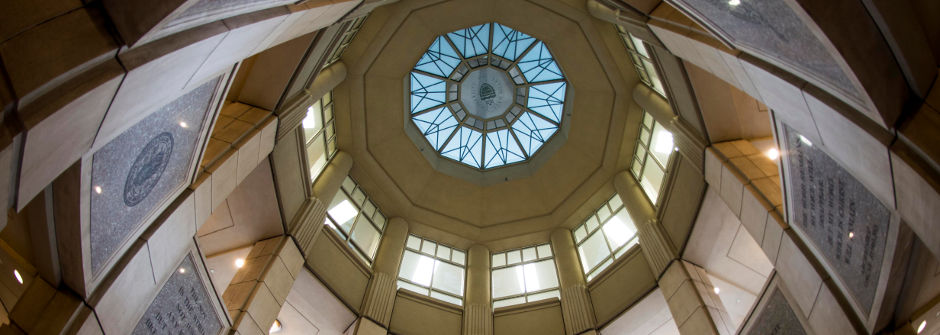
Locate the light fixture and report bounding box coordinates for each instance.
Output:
[270,319,283,333]
[179,121,189,128]
[799,135,813,147]
[848,232,855,239]
[917,320,926,334]
[728,0,741,6]
[765,148,780,160]
[235,258,246,268]
[94,186,103,194]
[13,270,23,284]
[178,268,186,274]
[713,287,720,295]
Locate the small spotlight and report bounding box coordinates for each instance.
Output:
[765,148,780,160]
[917,320,926,334]
[178,268,186,274]
[179,121,189,128]
[235,258,246,268]
[728,0,740,5]
[94,186,103,194]
[270,319,283,333]
[848,232,855,239]
[713,287,720,295]
[13,270,23,285]
[799,135,813,147]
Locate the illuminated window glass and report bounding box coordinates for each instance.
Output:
[617,28,667,98]
[573,195,639,281]
[491,244,560,308]
[324,176,387,264]
[408,22,567,169]
[630,111,674,204]
[301,92,337,182]
[323,15,368,69]
[398,235,466,306]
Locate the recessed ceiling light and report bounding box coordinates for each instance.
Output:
[13,270,23,284]
[94,186,103,194]
[765,148,780,160]
[848,232,855,239]
[178,268,186,274]
[728,0,741,6]
[917,320,926,334]
[235,258,246,268]
[799,135,813,147]
[179,121,188,128]
[270,319,283,333]
[713,287,720,294]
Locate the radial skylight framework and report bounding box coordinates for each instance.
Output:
[409,23,568,169]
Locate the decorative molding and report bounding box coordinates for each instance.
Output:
[287,197,327,257]
[636,219,676,277]
[361,272,397,326]
[464,302,494,335]
[561,284,595,335]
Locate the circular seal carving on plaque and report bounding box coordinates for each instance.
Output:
[124,132,174,207]
[479,83,496,103]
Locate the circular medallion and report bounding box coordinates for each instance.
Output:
[124,132,174,207]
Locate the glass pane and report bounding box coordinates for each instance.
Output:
[573,226,587,243]
[608,194,623,210]
[643,113,654,129]
[640,128,651,146]
[602,209,637,250]
[351,188,366,206]
[585,216,599,232]
[302,104,324,140]
[431,261,464,296]
[421,241,437,256]
[399,251,434,287]
[506,250,521,265]
[615,238,638,258]
[492,253,506,267]
[327,193,358,233]
[452,250,466,265]
[373,212,387,230]
[578,232,610,273]
[492,266,525,299]
[437,245,451,260]
[306,135,328,181]
[430,291,463,306]
[341,177,356,193]
[641,162,665,203]
[398,280,428,295]
[634,145,648,165]
[597,204,611,222]
[649,123,674,165]
[407,236,422,250]
[631,158,643,179]
[526,290,560,303]
[493,297,526,309]
[536,244,552,258]
[522,248,537,262]
[587,258,613,282]
[350,216,381,259]
[361,200,376,218]
[524,260,559,292]
[630,34,649,57]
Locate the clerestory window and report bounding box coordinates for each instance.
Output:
[630,111,674,204]
[397,235,467,306]
[324,176,387,264]
[573,194,639,281]
[617,28,667,98]
[301,91,338,182]
[491,244,560,308]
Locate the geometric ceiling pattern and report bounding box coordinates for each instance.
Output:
[409,22,568,169]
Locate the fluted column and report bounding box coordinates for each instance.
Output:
[290,150,353,255]
[277,62,348,139]
[550,229,596,335]
[360,218,408,327]
[463,245,492,335]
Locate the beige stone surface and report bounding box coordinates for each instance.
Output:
[188,14,288,90]
[145,193,197,282]
[93,242,157,335]
[738,57,822,146]
[263,258,293,304]
[718,165,744,216]
[807,285,858,335]
[193,173,213,230]
[493,301,565,335]
[210,152,239,212]
[589,250,657,325]
[235,131,262,184]
[774,236,822,317]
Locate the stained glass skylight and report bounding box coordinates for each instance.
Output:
[409,22,568,169]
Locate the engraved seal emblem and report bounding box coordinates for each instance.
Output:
[479,83,496,103]
[124,132,174,207]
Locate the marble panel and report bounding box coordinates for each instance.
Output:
[132,255,224,335]
[746,289,807,335]
[783,126,890,313]
[88,78,219,274]
[669,0,857,100]
[165,0,294,31]
[775,236,820,316]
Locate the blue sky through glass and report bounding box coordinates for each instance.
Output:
[410,23,566,170]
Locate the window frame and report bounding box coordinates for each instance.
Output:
[630,111,674,205]
[302,91,338,183]
[617,27,667,99]
[572,194,640,281]
[397,235,467,306]
[323,176,387,265]
[490,243,560,308]
[323,15,368,69]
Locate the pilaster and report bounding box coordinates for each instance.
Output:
[361,218,409,327]
[464,244,493,335]
[550,229,596,335]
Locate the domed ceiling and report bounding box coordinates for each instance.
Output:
[333,0,641,247]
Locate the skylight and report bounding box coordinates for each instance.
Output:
[409,23,568,169]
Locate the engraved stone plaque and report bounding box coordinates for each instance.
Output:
[669,0,857,99]
[133,255,223,335]
[784,126,889,313]
[747,289,807,335]
[89,78,219,274]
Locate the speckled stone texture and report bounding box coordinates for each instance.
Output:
[784,126,889,313]
[132,255,223,335]
[89,77,219,274]
[671,0,856,98]
[168,0,292,27]
[748,289,807,335]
